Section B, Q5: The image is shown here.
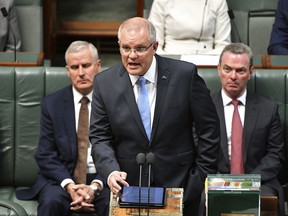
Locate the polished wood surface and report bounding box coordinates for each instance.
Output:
[109,188,183,216]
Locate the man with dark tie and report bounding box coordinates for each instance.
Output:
[89,17,220,216]
[212,43,284,215]
[16,40,109,216]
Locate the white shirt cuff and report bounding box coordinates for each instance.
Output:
[61,178,75,189]
[91,179,103,190]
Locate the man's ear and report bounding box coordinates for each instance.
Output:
[248,66,254,80]
[217,64,221,77]
[153,41,159,52]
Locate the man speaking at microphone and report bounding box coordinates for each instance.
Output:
[90,17,220,216]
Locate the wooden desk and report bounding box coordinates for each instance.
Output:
[261,196,277,216]
[0,52,44,66]
[109,188,183,216]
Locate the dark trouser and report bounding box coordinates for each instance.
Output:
[37,174,110,216]
[183,195,201,216]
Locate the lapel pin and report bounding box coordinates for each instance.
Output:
[162,75,167,80]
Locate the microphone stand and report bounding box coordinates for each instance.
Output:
[147,162,151,216]
[146,152,155,216]
[136,153,145,216]
[228,9,242,43]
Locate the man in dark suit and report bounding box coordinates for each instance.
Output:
[268,0,288,54]
[89,17,220,216]
[212,43,285,215]
[16,41,109,216]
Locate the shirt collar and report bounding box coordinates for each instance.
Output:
[72,86,93,103]
[129,56,157,86]
[221,88,247,106]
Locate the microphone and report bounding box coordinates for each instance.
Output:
[136,153,145,215]
[1,7,17,62]
[146,152,155,216]
[228,9,242,43]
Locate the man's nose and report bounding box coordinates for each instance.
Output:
[78,66,85,75]
[230,70,237,79]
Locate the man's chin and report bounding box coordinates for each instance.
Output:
[126,69,143,76]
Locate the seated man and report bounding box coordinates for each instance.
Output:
[213,42,285,215]
[16,41,109,216]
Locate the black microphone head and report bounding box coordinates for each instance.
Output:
[228,10,235,19]
[136,153,146,165]
[146,152,155,164]
[1,7,8,17]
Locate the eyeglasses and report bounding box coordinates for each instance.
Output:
[120,42,154,56]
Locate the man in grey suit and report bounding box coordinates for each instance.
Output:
[0,0,21,51]
[212,43,284,215]
[89,17,220,216]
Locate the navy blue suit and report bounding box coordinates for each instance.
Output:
[16,85,109,216]
[268,0,288,54]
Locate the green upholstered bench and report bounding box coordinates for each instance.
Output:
[0,66,287,215]
[0,67,70,216]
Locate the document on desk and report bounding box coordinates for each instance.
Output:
[180,54,220,67]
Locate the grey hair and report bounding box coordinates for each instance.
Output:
[65,41,98,64]
[219,43,253,67]
[117,17,156,43]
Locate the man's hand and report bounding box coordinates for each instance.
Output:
[66,183,95,212]
[108,171,129,194]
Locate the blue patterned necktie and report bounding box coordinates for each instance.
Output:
[137,77,151,140]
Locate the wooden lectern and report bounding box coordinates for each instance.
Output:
[109,188,183,216]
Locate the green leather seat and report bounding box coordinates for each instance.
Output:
[0,66,288,215]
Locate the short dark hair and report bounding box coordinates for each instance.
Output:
[219,43,253,67]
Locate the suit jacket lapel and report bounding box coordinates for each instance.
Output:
[214,91,230,164]
[152,56,170,140]
[118,67,147,138]
[243,92,259,163]
[117,56,171,141]
[63,86,77,157]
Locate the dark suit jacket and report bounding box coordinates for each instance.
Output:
[90,54,220,203]
[212,90,284,191]
[268,0,288,54]
[17,85,87,199]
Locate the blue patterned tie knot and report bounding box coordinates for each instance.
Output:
[137,77,151,140]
